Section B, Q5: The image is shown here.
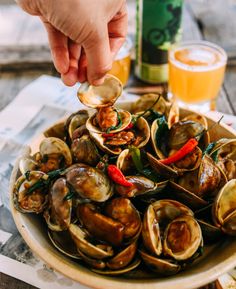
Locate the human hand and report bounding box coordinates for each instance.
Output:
[16,0,127,86]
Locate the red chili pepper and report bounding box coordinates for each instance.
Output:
[125,122,134,130]
[107,165,133,187]
[102,132,115,138]
[159,138,198,165]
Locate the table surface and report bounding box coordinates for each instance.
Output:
[0,1,235,289]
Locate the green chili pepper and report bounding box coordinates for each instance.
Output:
[155,115,169,155]
[63,190,75,201]
[129,146,143,172]
[203,142,216,157]
[211,150,219,163]
[25,170,31,181]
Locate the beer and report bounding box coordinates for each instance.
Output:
[169,41,227,104]
[135,0,183,84]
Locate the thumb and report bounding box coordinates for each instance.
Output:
[83,28,112,85]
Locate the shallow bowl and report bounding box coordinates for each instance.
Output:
[10,105,236,289]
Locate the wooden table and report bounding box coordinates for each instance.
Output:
[0,1,235,288]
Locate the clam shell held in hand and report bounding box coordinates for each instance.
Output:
[77,74,123,108]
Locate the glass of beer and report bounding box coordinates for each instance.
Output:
[108,37,132,87]
[168,41,227,111]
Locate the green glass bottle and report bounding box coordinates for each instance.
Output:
[135,0,183,84]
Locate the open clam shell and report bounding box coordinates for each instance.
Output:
[115,176,167,198]
[86,109,132,134]
[167,182,208,211]
[106,241,138,270]
[197,219,222,244]
[92,258,141,275]
[48,230,81,259]
[65,110,89,140]
[163,215,202,261]
[139,250,181,276]
[13,170,48,213]
[69,224,114,259]
[89,116,150,155]
[77,74,123,108]
[177,155,222,200]
[212,179,236,235]
[131,94,179,128]
[182,114,210,149]
[142,204,162,256]
[116,149,135,174]
[44,178,72,232]
[131,94,168,115]
[40,137,72,167]
[19,157,38,175]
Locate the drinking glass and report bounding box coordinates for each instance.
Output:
[108,37,132,87]
[168,41,227,112]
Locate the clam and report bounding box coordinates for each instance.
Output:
[89,116,150,155]
[140,200,202,274]
[182,114,210,149]
[44,178,72,231]
[13,171,48,213]
[163,215,202,261]
[131,94,167,115]
[212,179,236,235]
[65,164,113,202]
[65,110,89,141]
[116,149,135,175]
[106,241,138,270]
[173,146,203,173]
[210,138,236,180]
[178,155,221,199]
[77,203,125,247]
[71,134,100,166]
[197,219,222,244]
[44,122,66,140]
[139,250,181,276]
[167,181,208,210]
[77,74,122,108]
[19,157,38,175]
[69,223,114,259]
[39,137,72,171]
[142,204,162,256]
[86,107,132,134]
[104,198,141,241]
[168,121,205,150]
[48,230,81,259]
[131,94,179,128]
[115,176,167,198]
[92,258,141,275]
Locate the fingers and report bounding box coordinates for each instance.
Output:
[77,48,87,83]
[61,41,81,86]
[83,26,112,85]
[41,18,70,74]
[108,2,128,59]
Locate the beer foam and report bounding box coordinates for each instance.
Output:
[169,42,227,72]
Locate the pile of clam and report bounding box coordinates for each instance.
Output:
[13,75,236,277]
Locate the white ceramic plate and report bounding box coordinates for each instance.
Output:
[9,105,236,289]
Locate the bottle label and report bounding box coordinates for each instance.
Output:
[135,0,183,83]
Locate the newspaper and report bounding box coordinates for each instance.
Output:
[0,75,235,289]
